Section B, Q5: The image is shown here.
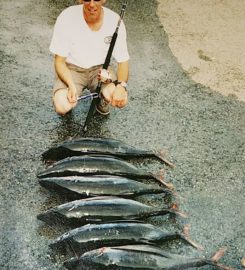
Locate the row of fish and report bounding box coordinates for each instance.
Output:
[38,137,232,270]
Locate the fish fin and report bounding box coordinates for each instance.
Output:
[155,150,175,168]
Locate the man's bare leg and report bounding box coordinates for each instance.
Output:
[53,88,77,116]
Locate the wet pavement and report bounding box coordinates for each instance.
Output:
[0,0,244,269]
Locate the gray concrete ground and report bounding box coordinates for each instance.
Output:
[0,0,244,269]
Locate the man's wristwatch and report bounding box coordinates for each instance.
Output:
[114,80,127,89]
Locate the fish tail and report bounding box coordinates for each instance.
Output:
[206,247,234,270]
[154,150,175,168]
[207,260,234,270]
[179,235,203,250]
[152,172,175,190]
[171,209,188,218]
[168,204,188,218]
[211,247,227,262]
[158,205,187,218]
[180,224,204,250]
[180,234,203,250]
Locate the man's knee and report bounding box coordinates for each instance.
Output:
[53,89,76,115]
[54,104,71,116]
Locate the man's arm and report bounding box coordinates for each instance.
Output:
[111,60,129,108]
[117,60,129,83]
[101,60,129,108]
[100,60,127,108]
[54,55,77,103]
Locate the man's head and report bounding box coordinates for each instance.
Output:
[80,0,106,23]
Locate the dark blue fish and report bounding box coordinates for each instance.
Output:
[50,222,201,253]
[64,245,233,270]
[37,196,186,226]
[38,175,174,198]
[37,155,173,189]
[42,137,174,167]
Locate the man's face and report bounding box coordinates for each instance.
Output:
[82,0,106,22]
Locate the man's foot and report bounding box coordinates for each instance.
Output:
[96,98,110,115]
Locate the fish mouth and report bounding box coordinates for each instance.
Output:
[42,146,72,162]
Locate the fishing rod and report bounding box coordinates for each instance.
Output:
[83,0,129,132]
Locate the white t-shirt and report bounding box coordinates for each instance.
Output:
[49,5,129,68]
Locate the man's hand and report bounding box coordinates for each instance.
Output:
[98,69,112,83]
[101,82,116,103]
[111,84,128,108]
[67,86,77,103]
[102,83,128,108]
